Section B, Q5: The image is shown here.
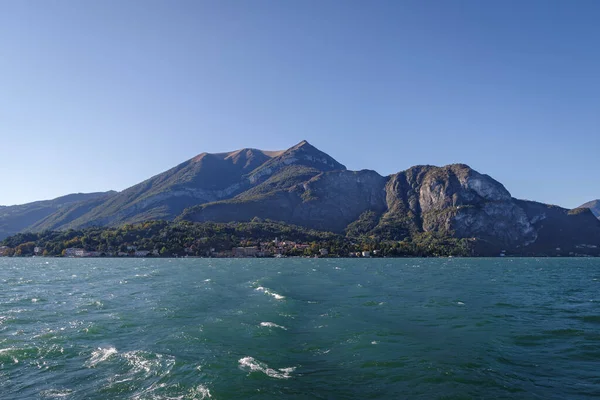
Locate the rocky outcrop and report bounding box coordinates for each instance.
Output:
[376,164,536,246]
[516,200,600,255]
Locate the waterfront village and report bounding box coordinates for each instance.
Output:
[0,238,379,258]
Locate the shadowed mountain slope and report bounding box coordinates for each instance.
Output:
[0,192,115,240]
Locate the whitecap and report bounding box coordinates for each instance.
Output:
[457,301,465,306]
[260,322,287,330]
[40,389,73,398]
[238,356,296,379]
[86,346,117,367]
[255,286,285,300]
[191,385,212,399]
[122,350,175,375]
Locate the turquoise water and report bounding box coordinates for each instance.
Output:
[1,258,600,399]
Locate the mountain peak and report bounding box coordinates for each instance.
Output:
[292,139,311,148]
[579,199,600,219]
[278,140,346,170]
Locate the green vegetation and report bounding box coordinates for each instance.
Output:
[0,220,475,258]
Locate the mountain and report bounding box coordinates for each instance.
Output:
[0,192,115,240]
[180,162,600,255]
[580,200,600,219]
[3,140,600,256]
[50,140,345,229]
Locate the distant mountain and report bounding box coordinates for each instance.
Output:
[3,140,600,256]
[0,192,115,240]
[579,200,600,219]
[50,140,346,229]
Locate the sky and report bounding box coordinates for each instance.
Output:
[1,0,599,208]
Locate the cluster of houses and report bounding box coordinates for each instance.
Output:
[211,238,313,258]
[0,238,380,258]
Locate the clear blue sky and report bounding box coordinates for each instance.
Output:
[1,0,599,208]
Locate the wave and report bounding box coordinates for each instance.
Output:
[255,286,285,300]
[191,385,212,399]
[259,322,287,330]
[238,356,296,379]
[85,346,118,368]
[122,350,176,376]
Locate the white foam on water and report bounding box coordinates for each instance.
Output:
[31,298,39,303]
[86,346,117,367]
[255,286,285,300]
[191,385,212,399]
[260,322,287,330]
[129,381,210,400]
[238,356,296,379]
[371,341,379,345]
[122,350,175,375]
[105,350,177,395]
[40,389,73,398]
[457,301,465,306]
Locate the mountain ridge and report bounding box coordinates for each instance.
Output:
[580,200,600,219]
[1,141,599,256]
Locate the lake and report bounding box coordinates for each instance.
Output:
[1,257,599,399]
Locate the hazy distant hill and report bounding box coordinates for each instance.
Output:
[3,140,600,255]
[0,192,115,240]
[580,200,600,219]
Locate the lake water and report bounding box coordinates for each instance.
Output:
[1,257,600,399]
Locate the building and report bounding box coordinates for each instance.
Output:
[362,251,371,258]
[74,249,89,257]
[319,248,329,256]
[233,247,258,257]
[34,246,43,255]
[65,248,85,257]
[0,246,10,256]
[134,250,150,257]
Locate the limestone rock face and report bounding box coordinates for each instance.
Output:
[378,164,536,245]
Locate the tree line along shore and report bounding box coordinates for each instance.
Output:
[0,220,474,258]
